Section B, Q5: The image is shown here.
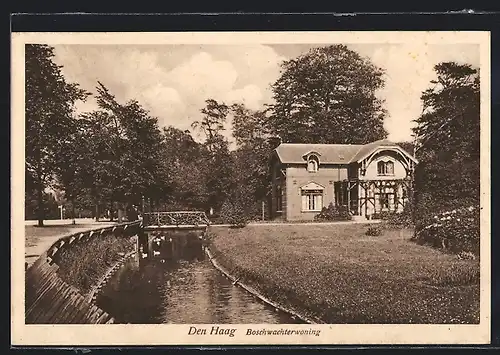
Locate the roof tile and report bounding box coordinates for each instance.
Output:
[275,139,415,164]
[275,143,363,164]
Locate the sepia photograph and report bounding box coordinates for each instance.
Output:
[11,30,490,345]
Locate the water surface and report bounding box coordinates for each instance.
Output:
[97,250,299,324]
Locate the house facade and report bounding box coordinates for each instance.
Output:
[270,139,418,221]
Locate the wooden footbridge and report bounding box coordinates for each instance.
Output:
[139,211,211,260]
[142,211,211,230]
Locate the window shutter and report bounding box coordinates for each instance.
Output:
[315,194,322,210]
[301,194,307,211]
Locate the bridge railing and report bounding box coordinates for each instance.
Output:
[142,211,211,229]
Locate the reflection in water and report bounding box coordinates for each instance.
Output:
[97,244,298,324]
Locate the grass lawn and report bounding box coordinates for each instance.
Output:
[209,223,479,324]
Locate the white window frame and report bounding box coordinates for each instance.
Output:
[307,155,319,173]
[301,188,323,212]
[377,160,395,176]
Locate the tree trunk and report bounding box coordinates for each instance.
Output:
[117,202,124,223]
[71,197,76,225]
[109,199,114,222]
[95,199,100,222]
[36,177,44,227]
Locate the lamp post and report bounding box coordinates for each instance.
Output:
[58,205,64,220]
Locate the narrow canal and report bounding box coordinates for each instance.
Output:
[95,235,300,324]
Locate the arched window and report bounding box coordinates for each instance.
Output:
[307,155,319,172]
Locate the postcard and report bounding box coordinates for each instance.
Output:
[11,30,491,346]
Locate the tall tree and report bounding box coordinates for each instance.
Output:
[412,62,480,222]
[230,104,273,215]
[231,103,269,148]
[92,82,164,219]
[25,44,89,226]
[76,110,117,221]
[267,45,388,144]
[160,127,208,210]
[191,99,229,153]
[191,99,233,213]
[53,118,90,224]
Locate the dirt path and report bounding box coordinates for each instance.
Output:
[25,220,116,267]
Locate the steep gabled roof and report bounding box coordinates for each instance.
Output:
[351,139,418,163]
[274,139,417,165]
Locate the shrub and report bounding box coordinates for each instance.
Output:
[314,203,352,221]
[379,204,414,228]
[414,205,480,255]
[457,251,476,261]
[365,226,382,236]
[220,199,248,228]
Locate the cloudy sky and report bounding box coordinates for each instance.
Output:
[52,42,479,144]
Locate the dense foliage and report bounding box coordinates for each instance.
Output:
[313,203,352,221]
[25,45,90,225]
[220,199,248,228]
[413,206,480,256]
[412,62,480,254]
[267,45,388,144]
[378,203,415,229]
[365,225,382,236]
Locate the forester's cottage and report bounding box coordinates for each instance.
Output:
[270,139,418,221]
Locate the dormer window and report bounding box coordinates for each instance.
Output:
[377,160,394,176]
[307,155,319,172]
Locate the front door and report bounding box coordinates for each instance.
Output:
[374,189,396,215]
[375,192,392,210]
